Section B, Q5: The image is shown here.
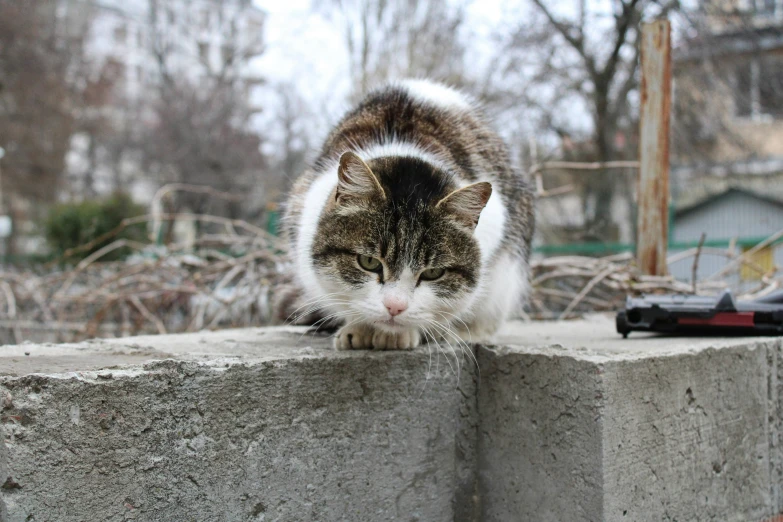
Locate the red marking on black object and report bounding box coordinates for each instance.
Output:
[678,312,755,327]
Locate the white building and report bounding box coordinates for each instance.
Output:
[80,0,265,101]
[59,0,266,200]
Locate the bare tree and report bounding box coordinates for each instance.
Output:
[486,0,680,241]
[270,83,312,197]
[0,0,88,253]
[142,0,267,219]
[72,56,132,198]
[324,0,468,99]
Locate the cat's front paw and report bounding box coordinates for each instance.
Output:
[372,328,421,351]
[334,323,375,350]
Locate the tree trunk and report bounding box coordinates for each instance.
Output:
[587,91,617,241]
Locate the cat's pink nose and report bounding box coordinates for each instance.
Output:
[383,296,408,317]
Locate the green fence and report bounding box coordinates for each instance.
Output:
[534,236,782,256]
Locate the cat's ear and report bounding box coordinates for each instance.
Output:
[436,182,492,230]
[336,151,385,205]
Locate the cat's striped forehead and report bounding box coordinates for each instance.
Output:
[377,211,431,275]
[349,156,469,273]
[311,156,481,292]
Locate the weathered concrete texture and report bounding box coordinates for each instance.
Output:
[1,329,473,522]
[601,343,772,522]
[0,423,7,521]
[482,318,782,522]
[2,317,783,522]
[477,347,604,522]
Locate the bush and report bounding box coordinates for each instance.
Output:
[44,193,147,262]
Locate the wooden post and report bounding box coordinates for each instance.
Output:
[637,19,672,276]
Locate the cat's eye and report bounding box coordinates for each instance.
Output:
[420,267,446,281]
[357,255,382,272]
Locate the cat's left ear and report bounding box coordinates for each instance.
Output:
[336,151,385,205]
[436,182,492,231]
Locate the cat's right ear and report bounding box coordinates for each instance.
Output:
[336,151,385,205]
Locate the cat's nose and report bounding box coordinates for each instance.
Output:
[383,296,408,317]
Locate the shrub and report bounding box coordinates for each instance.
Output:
[44,193,147,262]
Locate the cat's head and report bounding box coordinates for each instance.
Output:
[311,151,491,334]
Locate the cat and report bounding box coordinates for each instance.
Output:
[276,79,535,350]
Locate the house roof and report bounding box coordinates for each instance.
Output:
[675,187,783,219]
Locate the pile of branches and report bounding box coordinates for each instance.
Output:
[530,229,783,319]
[0,213,780,343]
[0,213,288,345]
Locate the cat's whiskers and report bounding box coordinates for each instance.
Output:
[299,310,361,342]
[307,309,355,332]
[434,313,480,372]
[292,296,351,317]
[415,325,439,398]
[289,296,353,324]
[286,291,342,316]
[422,325,441,378]
[295,300,353,321]
[426,317,476,375]
[285,292,345,323]
[441,320,478,373]
[423,319,458,376]
[426,319,460,374]
[435,310,473,344]
[307,306,359,330]
[419,325,436,369]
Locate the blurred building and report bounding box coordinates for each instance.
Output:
[668,188,783,289]
[535,1,783,280]
[673,0,783,201]
[73,0,265,103]
[59,0,266,201]
[669,0,783,286]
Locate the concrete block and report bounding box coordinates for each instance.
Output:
[477,346,604,521]
[601,343,773,522]
[481,319,780,522]
[1,318,781,522]
[769,337,783,515]
[1,423,7,522]
[0,329,472,522]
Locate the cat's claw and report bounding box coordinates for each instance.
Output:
[334,323,375,350]
[372,328,420,350]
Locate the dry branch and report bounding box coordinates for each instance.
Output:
[0,211,780,342]
[526,236,780,320]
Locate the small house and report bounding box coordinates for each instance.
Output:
[668,187,783,290]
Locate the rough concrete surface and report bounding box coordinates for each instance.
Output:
[601,342,773,522]
[1,423,7,521]
[477,346,604,522]
[1,328,475,522]
[1,317,782,522]
[482,318,782,522]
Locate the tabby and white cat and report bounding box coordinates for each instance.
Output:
[277,80,535,350]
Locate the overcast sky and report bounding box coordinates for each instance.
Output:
[248,0,690,155]
[252,0,510,87]
[250,0,524,150]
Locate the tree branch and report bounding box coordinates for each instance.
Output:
[609,32,641,122]
[530,0,598,77]
[603,0,641,80]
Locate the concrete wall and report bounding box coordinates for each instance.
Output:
[2,318,783,522]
